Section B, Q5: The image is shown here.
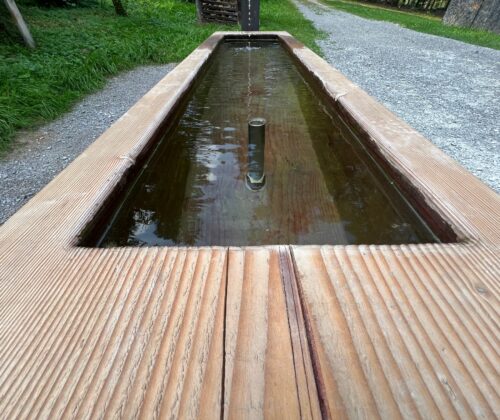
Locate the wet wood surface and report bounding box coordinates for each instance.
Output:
[0,32,498,418]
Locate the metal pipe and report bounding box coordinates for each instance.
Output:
[246,117,266,191]
[240,0,260,31]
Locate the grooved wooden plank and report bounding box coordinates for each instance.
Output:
[204,18,238,24]
[224,247,316,419]
[202,16,238,23]
[202,5,237,13]
[278,246,322,419]
[202,12,238,19]
[292,245,500,419]
[201,0,236,5]
[0,248,227,420]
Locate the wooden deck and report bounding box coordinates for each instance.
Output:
[0,32,498,419]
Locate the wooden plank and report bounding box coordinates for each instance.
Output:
[204,18,239,24]
[292,245,500,419]
[0,248,227,419]
[202,11,238,19]
[201,0,236,4]
[224,247,320,419]
[278,246,322,419]
[202,12,238,19]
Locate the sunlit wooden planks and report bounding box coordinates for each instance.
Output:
[292,245,500,419]
[224,247,320,419]
[0,248,227,420]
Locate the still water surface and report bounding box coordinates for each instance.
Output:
[93,41,438,246]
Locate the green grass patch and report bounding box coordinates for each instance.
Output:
[321,0,500,50]
[261,0,325,54]
[0,0,322,152]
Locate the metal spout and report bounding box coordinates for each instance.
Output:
[240,0,260,31]
[246,117,266,191]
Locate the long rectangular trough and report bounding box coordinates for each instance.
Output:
[0,32,498,419]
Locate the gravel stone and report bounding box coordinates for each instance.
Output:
[296,0,499,192]
[0,63,176,225]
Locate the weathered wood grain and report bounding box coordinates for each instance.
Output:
[224,247,320,419]
[292,245,500,419]
[0,248,227,420]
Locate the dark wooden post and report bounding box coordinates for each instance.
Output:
[240,0,260,31]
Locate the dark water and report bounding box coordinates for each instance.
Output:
[91,40,438,247]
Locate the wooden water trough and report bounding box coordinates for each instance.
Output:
[0,32,498,419]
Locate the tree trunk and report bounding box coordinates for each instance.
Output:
[473,0,500,32]
[443,0,500,33]
[112,0,127,16]
[3,0,35,48]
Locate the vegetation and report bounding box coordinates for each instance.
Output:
[262,0,324,51]
[0,0,322,152]
[321,0,500,50]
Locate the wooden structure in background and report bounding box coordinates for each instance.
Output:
[196,0,239,24]
[0,32,498,419]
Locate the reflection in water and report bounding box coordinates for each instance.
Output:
[94,41,438,247]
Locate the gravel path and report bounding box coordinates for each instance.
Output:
[0,63,176,225]
[296,0,500,192]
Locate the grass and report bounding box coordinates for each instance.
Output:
[320,0,500,50]
[0,0,323,152]
[261,0,324,52]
